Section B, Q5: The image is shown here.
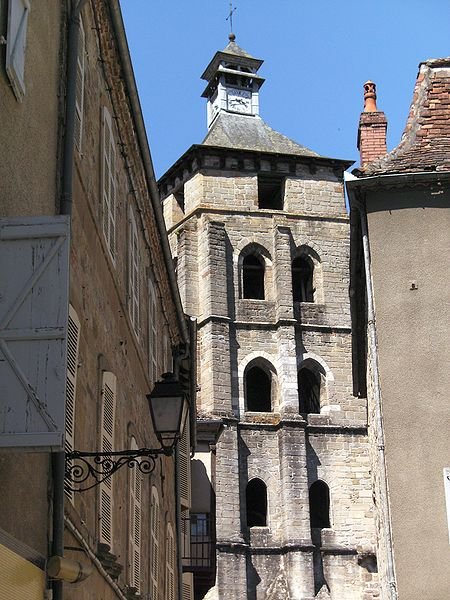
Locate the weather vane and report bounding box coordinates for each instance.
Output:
[226,2,237,33]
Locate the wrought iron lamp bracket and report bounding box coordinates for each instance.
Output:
[65,447,172,493]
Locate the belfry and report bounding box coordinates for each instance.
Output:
[160,35,379,600]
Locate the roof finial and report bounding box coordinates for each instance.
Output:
[363,81,378,112]
[226,2,237,39]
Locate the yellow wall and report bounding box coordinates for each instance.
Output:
[0,543,45,600]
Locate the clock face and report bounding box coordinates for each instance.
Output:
[227,88,252,113]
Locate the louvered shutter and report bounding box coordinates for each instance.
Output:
[102,107,116,262]
[6,0,30,100]
[150,487,160,598]
[182,573,194,600]
[74,17,85,152]
[129,208,140,335]
[129,437,142,593]
[99,371,116,548]
[65,305,80,503]
[165,524,175,600]
[148,277,158,382]
[179,419,191,508]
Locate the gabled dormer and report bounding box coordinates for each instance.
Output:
[201,33,265,128]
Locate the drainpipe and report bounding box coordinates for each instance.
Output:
[53,3,88,600]
[359,205,398,600]
[61,0,88,217]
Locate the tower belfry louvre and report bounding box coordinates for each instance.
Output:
[160,36,379,600]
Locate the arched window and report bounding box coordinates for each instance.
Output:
[246,366,272,412]
[292,256,314,302]
[246,479,267,527]
[298,368,321,414]
[309,481,330,529]
[243,254,265,299]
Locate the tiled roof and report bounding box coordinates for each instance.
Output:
[362,58,450,175]
[202,112,321,157]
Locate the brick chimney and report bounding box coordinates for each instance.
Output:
[357,81,387,167]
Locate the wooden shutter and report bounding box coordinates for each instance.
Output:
[99,371,116,548]
[150,487,160,598]
[65,305,80,503]
[182,573,194,600]
[0,216,69,450]
[102,107,116,262]
[129,437,142,593]
[165,524,175,600]
[128,207,140,335]
[179,419,191,508]
[6,0,30,100]
[148,277,157,382]
[74,17,85,152]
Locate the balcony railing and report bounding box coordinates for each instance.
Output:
[181,513,215,572]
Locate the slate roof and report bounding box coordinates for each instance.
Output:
[202,112,321,157]
[221,39,257,60]
[361,58,450,176]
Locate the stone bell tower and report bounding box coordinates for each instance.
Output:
[160,35,379,600]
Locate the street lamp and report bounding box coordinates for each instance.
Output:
[65,373,188,492]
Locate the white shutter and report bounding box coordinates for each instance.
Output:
[150,487,160,598]
[128,207,140,335]
[0,216,70,450]
[182,573,194,600]
[65,305,80,503]
[6,0,30,101]
[129,437,142,593]
[165,523,175,600]
[148,277,157,382]
[99,371,116,548]
[179,419,191,508]
[74,17,85,152]
[102,107,116,262]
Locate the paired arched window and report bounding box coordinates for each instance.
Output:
[298,367,321,414]
[245,366,272,412]
[242,254,265,299]
[309,481,330,529]
[292,255,314,302]
[246,479,267,527]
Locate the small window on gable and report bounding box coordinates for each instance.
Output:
[246,479,267,527]
[298,368,321,414]
[292,256,314,302]
[246,366,272,412]
[6,0,30,101]
[258,175,284,210]
[243,254,265,299]
[309,481,331,529]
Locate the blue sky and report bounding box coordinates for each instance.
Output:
[120,1,450,178]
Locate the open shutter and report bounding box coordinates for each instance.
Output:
[182,573,194,600]
[165,524,175,600]
[129,437,142,593]
[0,216,69,450]
[74,17,85,152]
[150,487,160,598]
[148,277,158,382]
[99,371,116,548]
[65,305,80,503]
[179,419,191,508]
[128,207,140,335]
[6,0,30,101]
[102,107,116,262]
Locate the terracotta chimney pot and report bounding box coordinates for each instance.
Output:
[357,80,388,167]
